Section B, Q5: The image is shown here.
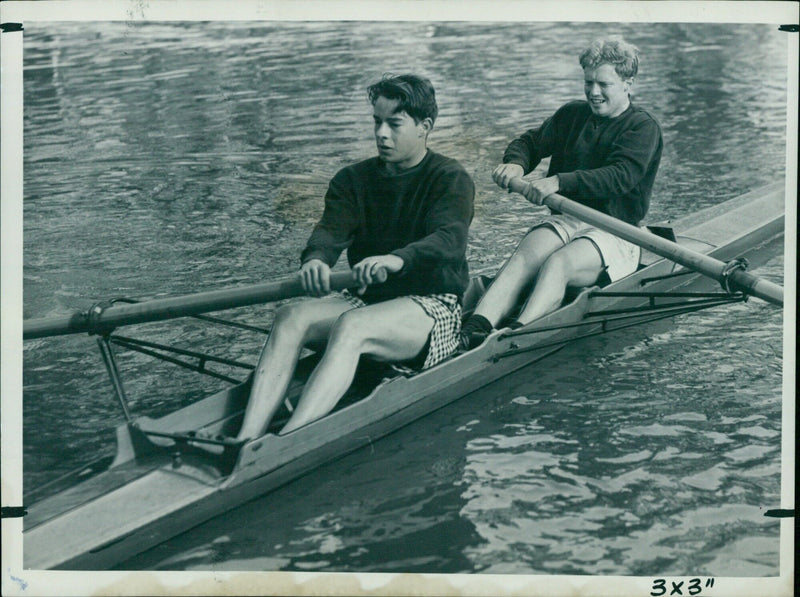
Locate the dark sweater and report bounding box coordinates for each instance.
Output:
[503,100,663,225]
[300,150,475,303]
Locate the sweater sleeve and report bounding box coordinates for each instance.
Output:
[300,172,359,267]
[502,109,563,173]
[556,115,662,205]
[390,166,474,273]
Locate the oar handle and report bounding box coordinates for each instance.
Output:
[507,178,784,306]
[23,270,360,340]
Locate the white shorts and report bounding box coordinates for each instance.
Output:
[534,213,641,282]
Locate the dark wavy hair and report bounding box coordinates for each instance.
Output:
[579,37,640,79]
[367,74,438,125]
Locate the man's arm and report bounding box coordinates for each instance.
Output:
[300,173,359,269]
[556,116,662,203]
[501,107,566,174]
[299,172,360,296]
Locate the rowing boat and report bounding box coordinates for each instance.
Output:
[22,182,785,570]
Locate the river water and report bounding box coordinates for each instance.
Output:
[21,21,789,576]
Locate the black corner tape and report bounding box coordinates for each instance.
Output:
[1,506,28,518]
[1,23,24,33]
[763,508,795,518]
[778,24,799,33]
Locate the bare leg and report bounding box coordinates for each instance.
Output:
[236,296,354,441]
[472,226,564,326]
[516,238,604,324]
[280,297,435,434]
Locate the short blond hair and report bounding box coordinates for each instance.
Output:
[579,37,640,79]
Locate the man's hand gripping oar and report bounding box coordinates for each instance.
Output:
[301,256,399,297]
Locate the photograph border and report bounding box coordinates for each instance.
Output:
[2,2,796,595]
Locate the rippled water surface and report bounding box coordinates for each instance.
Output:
[21,21,789,576]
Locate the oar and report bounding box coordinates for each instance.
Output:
[23,271,360,340]
[507,178,784,307]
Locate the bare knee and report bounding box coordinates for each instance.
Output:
[513,239,541,269]
[537,244,602,288]
[512,229,563,270]
[497,245,542,282]
[538,250,570,279]
[270,302,313,343]
[504,248,537,272]
[325,310,368,353]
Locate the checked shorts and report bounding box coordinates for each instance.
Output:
[338,290,462,372]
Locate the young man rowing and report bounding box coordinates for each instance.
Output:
[460,37,663,348]
[236,74,474,440]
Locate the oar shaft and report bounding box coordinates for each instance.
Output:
[23,271,358,340]
[507,179,784,306]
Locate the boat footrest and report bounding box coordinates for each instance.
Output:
[128,423,246,475]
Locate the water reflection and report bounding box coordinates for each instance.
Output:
[458,255,783,575]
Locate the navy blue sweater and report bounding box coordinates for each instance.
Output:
[301,151,475,303]
[503,100,663,225]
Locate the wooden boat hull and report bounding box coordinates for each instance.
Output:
[23,183,785,569]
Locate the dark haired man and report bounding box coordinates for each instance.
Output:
[460,37,663,348]
[236,74,474,439]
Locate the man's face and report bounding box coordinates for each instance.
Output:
[584,63,632,118]
[373,96,429,172]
